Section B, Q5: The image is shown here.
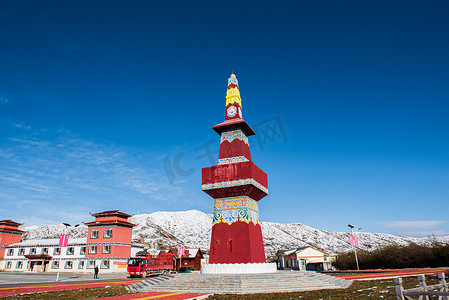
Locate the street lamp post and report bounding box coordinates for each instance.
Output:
[178,240,185,271]
[56,223,79,281]
[348,224,360,271]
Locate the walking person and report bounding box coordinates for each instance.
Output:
[94,264,99,279]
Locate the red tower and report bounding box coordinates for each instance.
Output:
[0,220,25,259]
[202,74,268,264]
[84,210,137,267]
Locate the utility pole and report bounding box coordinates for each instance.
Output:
[56,223,79,281]
[348,224,360,271]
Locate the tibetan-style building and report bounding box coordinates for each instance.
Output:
[201,74,276,273]
[83,210,139,270]
[0,220,25,259]
[0,211,143,273]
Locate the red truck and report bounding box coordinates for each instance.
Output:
[127,251,174,278]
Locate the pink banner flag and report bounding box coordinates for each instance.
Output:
[63,234,69,247]
[350,236,359,247]
[58,235,64,247]
[177,247,185,257]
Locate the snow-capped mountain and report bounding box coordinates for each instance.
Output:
[22,210,439,258]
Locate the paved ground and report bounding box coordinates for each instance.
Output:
[98,292,212,300]
[335,268,449,280]
[0,271,130,285]
[0,272,210,299]
[0,279,142,297]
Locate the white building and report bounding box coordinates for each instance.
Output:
[277,246,335,272]
[1,237,143,273]
[2,237,144,273]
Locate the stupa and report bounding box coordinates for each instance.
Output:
[201,74,276,273]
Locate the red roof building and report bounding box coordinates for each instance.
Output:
[83,210,138,271]
[0,220,25,259]
[0,211,144,273]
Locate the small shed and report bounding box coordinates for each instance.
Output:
[170,248,204,271]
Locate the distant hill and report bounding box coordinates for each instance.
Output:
[23,210,442,258]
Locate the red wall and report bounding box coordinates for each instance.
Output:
[218,139,252,161]
[0,231,23,259]
[209,221,266,264]
[202,161,268,188]
[85,225,132,258]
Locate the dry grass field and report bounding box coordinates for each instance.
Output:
[2,275,440,300]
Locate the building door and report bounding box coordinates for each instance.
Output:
[300,259,305,271]
[34,261,43,272]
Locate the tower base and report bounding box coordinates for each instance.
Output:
[201,262,277,274]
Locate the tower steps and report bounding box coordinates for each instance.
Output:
[129,271,353,294]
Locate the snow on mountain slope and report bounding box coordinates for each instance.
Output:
[261,222,422,256]
[438,235,449,243]
[23,223,87,240]
[130,210,212,250]
[22,210,439,257]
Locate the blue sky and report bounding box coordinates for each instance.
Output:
[1,1,448,237]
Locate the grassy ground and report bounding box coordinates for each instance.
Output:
[2,275,441,299]
[206,275,441,300]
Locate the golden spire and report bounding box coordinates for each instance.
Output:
[226,73,242,108]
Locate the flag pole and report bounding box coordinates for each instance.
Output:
[56,225,67,282]
[348,224,360,271]
[56,223,78,281]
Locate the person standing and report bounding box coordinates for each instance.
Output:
[94,264,99,279]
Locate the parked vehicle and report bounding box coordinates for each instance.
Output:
[178,266,194,273]
[127,251,174,278]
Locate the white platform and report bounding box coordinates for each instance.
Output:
[200,262,277,274]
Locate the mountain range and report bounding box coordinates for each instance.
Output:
[22,210,448,258]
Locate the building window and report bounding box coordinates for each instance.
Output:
[29,248,37,255]
[51,261,59,269]
[54,247,61,255]
[64,261,73,269]
[66,247,75,255]
[104,228,113,238]
[7,249,14,256]
[88,245,97,254]
[78,261,85,269]
[100,260,110,269]
[18,248,25,255]
[80,246,86,255]
[87,261,95,269]
[102,245,111,254]
[16,261,23,269]
[90,229,99,239]
[41,248,49,255]
[5,261,12,269]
